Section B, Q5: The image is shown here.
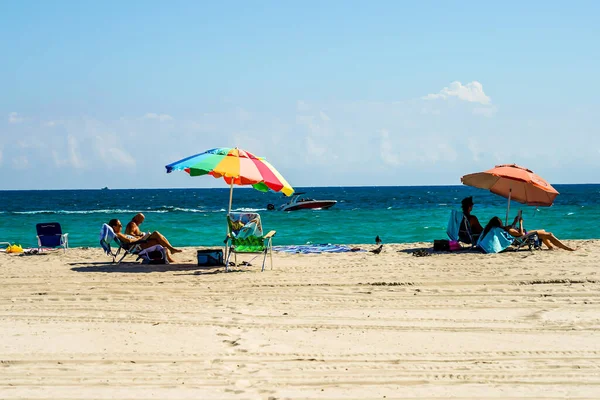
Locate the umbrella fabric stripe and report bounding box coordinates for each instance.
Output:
[251,158,284,192]
[211,156,263,183]
[165,148,228,174]
[165,146,294,197]
[187,153,228,176]
[260,159,294,196]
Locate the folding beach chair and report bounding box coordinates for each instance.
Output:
[476,227,540,254]
[225,212,275,272]
[36,222,69,252]
[99,223,144,263]
[447,210,479,245]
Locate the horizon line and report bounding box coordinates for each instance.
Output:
[2,182,599,191]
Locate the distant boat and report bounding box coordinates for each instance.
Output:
[270,192,337,212]
[101,187,110,191]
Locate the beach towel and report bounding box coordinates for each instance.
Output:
[273,244,364,254]
[99,223,116,255]
[477,227,514,254]
[446,210,463,242]
[228,213,263,239]
[137,245,168,264]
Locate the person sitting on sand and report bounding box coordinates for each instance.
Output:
[460,196,483,243]
[108,219,182,262]
[125,213,150,240]
[482,216,575,251]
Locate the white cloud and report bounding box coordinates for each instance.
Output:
[472,106,497,117]
[50,135,84,169]
[296,100,310,112]
[44,120,63,127]
[143,113,173,122]
[11,155,29,169]
[380,129,400,166]
[107,148,136,167]
[305,136,327,158]
[68,135,84,169]
[95,136,136,167]
[423,81,491,105]
[8,112,23,124]
[467,138,482,162]
[319,111,330,121]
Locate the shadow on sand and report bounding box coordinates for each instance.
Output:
[396,246,482,256]
[68,262,245,274]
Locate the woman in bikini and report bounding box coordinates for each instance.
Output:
[482,216,575,251]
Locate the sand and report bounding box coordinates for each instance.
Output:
[1,241,599,399]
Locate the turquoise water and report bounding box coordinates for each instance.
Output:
[1,185,598,249]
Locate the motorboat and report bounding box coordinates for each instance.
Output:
[270,192,337,212]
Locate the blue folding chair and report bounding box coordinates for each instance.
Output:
[447,210,479,245]
[36,222,69,252]
[99,223,144,263]
[477,227,540,254]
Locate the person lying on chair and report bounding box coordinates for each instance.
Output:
[482,216,575,251]
[108,219,182,262]
[125,213,151,240]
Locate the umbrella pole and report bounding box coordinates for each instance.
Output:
[505,189,512,226]
[228,180,234,213]
[225,180,234,265]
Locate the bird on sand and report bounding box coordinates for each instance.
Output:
[375,235,382,245]
[370,245,383,254]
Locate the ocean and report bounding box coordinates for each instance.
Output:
[1,185,598,249]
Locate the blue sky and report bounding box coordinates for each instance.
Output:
[1,1,599,189]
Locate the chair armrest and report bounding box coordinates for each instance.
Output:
[264,230,276,239]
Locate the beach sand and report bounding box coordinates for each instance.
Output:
[1,241,599,399]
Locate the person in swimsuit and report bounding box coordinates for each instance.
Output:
[461,196,484,236]
[482,216,575,251]
[125,213,151,240]
[108,219,182,262]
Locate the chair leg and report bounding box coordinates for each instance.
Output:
[117,252,128,264]
[261,249,267,272]
[225,247,233,272]
[269,238,273,270]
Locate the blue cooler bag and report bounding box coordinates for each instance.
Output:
[197,249,224,266]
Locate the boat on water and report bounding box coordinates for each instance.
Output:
[101,187,110,191]
[269,192,337,212]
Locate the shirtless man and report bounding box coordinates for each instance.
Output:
[461,196,483,236]
[108,218,181,262]
[125,213,149,239]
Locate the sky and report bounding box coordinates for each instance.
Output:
[1,0,599,190]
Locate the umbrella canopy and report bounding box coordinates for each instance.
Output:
[165,147,294,211]
[461,164,559,224]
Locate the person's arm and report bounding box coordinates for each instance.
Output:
[505,219,525,237]
[116,233,136,244]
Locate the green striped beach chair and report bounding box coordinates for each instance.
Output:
[225,212,275,272]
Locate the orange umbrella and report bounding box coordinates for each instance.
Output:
[461,164,559,224]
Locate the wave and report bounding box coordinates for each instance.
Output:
[11,209,170,215]
[7,206,269,215]
[9,207,218,215]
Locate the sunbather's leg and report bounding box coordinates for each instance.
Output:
[165,249,175,263]
[529,230,575,251]
[146,231,181,253]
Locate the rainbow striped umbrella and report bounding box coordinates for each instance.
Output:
[165,147,294,212]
